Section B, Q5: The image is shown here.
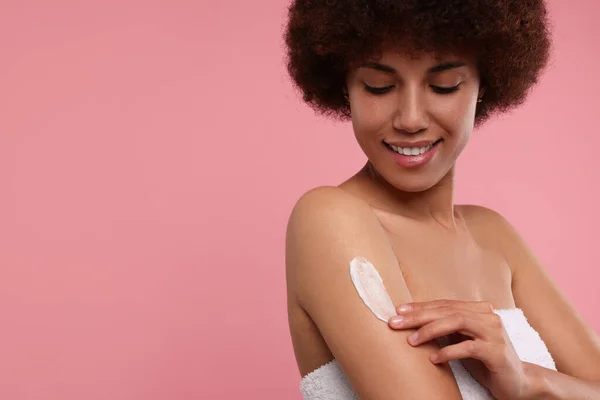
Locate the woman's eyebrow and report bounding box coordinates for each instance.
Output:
[360,61,468,74]
[361,62,396,73]
[428,61,468,73]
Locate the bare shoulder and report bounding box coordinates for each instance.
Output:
[287,185,374,225]
[457,204,512,233]
[458,203,560,293]
[285,185,400,309]
[286,185,386,252]
[458,204,558,276]
[457,204,519,258]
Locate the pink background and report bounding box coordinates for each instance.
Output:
[0,1,598,399]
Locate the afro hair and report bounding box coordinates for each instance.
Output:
[284,0,553,126]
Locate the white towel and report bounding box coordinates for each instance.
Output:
[299,308,556,399]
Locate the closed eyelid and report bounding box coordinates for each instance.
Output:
[360,69,466,85]
[431,80,463,87]
[363,81,462,88]
[364,81,395,87]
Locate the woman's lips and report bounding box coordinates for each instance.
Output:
[384,139,442,168]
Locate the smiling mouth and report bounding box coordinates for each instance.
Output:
[383,139,443,156]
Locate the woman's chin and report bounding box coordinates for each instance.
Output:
[385,171,450,193]
[367,158,454,193]
[392,181,439,193]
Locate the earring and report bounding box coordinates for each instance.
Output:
[477,98,483,103]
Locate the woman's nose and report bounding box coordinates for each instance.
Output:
[392,87,429,134]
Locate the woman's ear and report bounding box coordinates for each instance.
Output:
[478,86,487,100]
[343,84,350,104]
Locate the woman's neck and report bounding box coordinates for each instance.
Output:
[359,161,459,230]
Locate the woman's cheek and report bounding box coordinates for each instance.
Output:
[433,97,476,135]
[351,97,391,132]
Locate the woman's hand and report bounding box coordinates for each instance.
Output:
[388,299,535,400]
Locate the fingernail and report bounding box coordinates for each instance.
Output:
[408,332,419,344]
[398,304,412,313]
[389,316,403,325]
[430,353,438,363]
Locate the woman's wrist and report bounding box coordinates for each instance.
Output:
[521,362,550,399]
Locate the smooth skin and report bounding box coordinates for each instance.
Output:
[286,47,600,399]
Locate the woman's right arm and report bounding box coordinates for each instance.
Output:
[285,186,464,400]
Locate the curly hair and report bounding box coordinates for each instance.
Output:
[283,0,552,127]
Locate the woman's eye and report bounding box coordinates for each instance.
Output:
[364,84,394,95]
[364,83,462,95]
[431,84,461,94]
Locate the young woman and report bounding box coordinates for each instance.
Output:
[283,0,600,399]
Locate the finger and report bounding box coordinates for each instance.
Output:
[390,307,483,333]
[406,312,487,346]
[390,306,459,328]
[430,339,492,366]
[396,299,495,315]
[396,299,453,313]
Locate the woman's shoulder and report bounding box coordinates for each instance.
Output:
[287,185,377,228]
[457,204,515,237]
[457,204,527,271]
[292,184,372,206]
[457,204,505,221]
[285,184,403,298]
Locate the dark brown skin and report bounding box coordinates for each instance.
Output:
[286,48,600,399]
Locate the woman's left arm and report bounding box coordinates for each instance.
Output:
[386,206,600,399]
[492,207,600,398]
[524,362,600,399]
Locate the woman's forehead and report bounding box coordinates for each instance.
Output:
[375,44,475,64]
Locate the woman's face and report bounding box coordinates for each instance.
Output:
[346,48,484,192]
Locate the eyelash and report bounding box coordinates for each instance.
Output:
[364,84,461,95]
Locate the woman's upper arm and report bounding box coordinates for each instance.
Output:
[285,187,463,400]
[472,206,600,382]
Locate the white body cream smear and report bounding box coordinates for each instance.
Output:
[349,256,397,322]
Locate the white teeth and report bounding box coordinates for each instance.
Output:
[388,143,433,156]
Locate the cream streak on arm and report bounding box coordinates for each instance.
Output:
[349,256,397,323]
